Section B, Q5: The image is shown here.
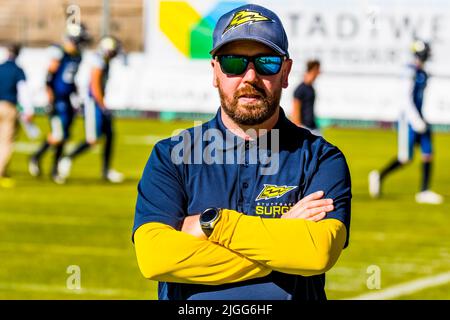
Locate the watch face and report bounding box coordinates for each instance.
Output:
[201,208,218,224]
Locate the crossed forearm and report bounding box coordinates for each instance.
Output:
[135,213,346,285]
[179,191,346,275]
[134,222,271,285]
[209,209,347,276]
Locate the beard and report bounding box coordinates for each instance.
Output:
[218,81,282,126]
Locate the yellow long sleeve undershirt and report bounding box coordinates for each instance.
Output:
[134,222,271,285]
[134,210,347,285]
[210,210,347,276]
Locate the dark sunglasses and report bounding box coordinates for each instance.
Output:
[215,55,285,76]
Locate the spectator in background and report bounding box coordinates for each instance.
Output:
[291,60,321,135]
[0,44,34,188]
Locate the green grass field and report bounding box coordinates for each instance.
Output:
[0,116,449,300]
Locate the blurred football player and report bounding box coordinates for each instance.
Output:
[57,36,124,183]
[369,40,443,204]
[0,44,34,188]
[29,23,91,184]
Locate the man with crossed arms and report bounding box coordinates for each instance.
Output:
[133,4,351,300]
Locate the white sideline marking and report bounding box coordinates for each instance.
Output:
[14,142,44,153]
[13,142,94,153]
[348,271,450,300]
[0,282,144,297]
[0,214,98,226]
[0,242,128,257]
[13,134,167,153]
[123,134,167,145]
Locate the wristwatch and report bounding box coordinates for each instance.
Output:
[199,207,222,237]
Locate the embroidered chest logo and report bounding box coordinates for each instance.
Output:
[255,184,297,201]
[223,10,272,35]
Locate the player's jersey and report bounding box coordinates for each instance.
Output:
[88,53,110,101]
[48,45,82,99]
[133,108,352,300]
[411,66,428,115]
[397,65,431,162]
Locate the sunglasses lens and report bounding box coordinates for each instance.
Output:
[219,56,248,75]
[255,56,283,75]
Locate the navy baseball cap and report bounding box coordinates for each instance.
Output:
[210,4,289,58]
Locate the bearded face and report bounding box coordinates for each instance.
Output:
[217,78,283,126]
[212,40,292,126]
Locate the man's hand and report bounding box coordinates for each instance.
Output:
[101,107,112,117]
[411,117,427,134]
[281,190,333,221]
[46,87,55,105]
[21,113,33,123]
[181,214,207,240]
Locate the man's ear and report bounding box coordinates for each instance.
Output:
[211,59,219,88]
[282,59,293,88]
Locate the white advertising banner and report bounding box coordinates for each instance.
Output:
[2,0,450,124]
[139,0,450,123]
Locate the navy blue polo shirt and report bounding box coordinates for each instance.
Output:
[293,82,317,130]
[0,59,26,105]
[133,108,351,300]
